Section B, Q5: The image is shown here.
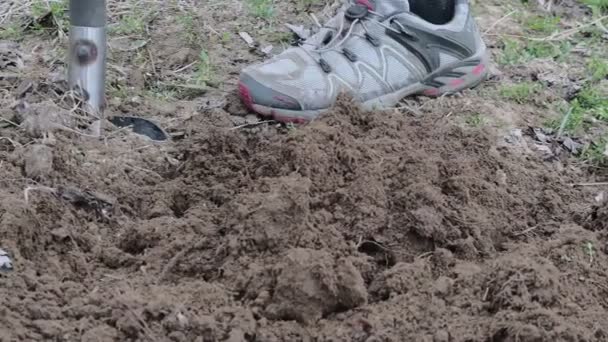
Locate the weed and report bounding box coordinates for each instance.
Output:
[0,24,22,40]
[587,56,608,81]
[221,32,232,44]
[498,39,571,65]
[194,50,213,86]
[30,0,68,33]
[584,242,596,263]
[499,82,542,104]
[112,13,146,35]
[248,0,275,19]
[177,13,200,47]
[581,137,608,166]
[582,0,608,14]
[525,15,560,33]
[577,86,608,121]
[465,113,485,127]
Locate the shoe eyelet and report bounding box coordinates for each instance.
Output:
[342,48,358,62]
[365,33,381,47]
[319,58,332,73]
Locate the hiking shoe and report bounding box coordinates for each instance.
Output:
[239,0,489,123]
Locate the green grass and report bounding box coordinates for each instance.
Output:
[194,50,214,86]
[577,86,608,121]
[582,0,608,14]
[525,15,561,33]
[581,137,608,165]
[177,13,200,47]
[587,56,608,81]
[498,38,571,65]
[0,24,22,40]
[499,82,543,104]
[549,85,608,134]
[465,113,486,127]
[30,0,68,32]
[248,0,275,19]
[111,13,146,35]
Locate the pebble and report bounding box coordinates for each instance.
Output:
[434,329,450,342]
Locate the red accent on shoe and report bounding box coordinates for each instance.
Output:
[423,88,440,96]
[357,0,375,10]
[274,113,308,124]
[472,64,485,76]
[238,82,254,110]
[449,79,465,87]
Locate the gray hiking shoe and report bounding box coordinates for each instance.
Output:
[239,0,489,123]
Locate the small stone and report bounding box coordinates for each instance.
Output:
[433,276,453,297]
[245,114,259,125]
[230,115,247,126]
[177,312,189,328]
[495,170,507,186]
[434,329,450,342]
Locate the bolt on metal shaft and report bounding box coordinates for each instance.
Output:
[68,0,107,115]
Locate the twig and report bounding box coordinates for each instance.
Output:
[0,116,20,127]
[0,136,21,147]
[515,225,540,236]
[569,182,608,187]
[230,120,276,130]
[483,10,517,35]
[531,15,608,42]
[24,186,57,204]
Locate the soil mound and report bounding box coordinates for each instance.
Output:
[1,100,606,341]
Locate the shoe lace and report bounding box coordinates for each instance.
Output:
[298,2,413,68]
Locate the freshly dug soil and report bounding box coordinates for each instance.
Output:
[1,99,607,341]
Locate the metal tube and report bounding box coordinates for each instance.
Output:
[68,0,107,115]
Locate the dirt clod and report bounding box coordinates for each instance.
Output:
[267,248,367,324]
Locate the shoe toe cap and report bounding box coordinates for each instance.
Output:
[239,72,302,111]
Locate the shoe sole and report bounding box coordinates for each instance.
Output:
[239,47,490,124]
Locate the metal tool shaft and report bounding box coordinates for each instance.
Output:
[68,0,107,114]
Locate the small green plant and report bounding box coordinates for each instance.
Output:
[525,15,560,33]
[583,241,596,263]
[498,39,571,65]
[112,13,146,35]
[30,0,68,32]
[465,113,485,127]
[0,24,22,40]
[248,0,275,19]
[221,32,232,44]
[581,137,608,166]
[499,82,542,104]
[587,56,608,81]
[498,39,524,65]
[582,0,608,14]
[177,13,200,47]
[577,86,608,121]
[527,40,571,61]
[194,49,213,86]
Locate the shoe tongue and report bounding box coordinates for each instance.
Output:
[356,0,409,16]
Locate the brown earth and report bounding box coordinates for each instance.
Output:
[2,0,608,340]
[1,95,608,341]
